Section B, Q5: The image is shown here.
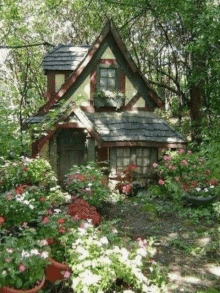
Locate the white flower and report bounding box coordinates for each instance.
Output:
[120,248,129,260]
[2,270,7,276]
[31,249,40,256]
[87,183,93,187]
[6,248,13,253]
[204,188,209,192]
[54,209,61,214]
[210,185,215,189]
[137,248,147,257]
[41,251,49,259]
[76,246,89,259]
[99,237,109,245]
[79,270,101,285]
[112,228,118,234]
[78,228,86,235]
[29,204,34,209]
[40,239,48,246]
[195,187,201,192]
[21,250,30,258]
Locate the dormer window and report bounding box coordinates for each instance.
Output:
[99,67,117,92]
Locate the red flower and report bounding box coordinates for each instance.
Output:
[15,184,29,195]
[191,181,198,187]
[0,216,5,225]
[58,226,66,234]
[74,174,86,181]
[47,238,54,245]
[40,197,46,202]
[46,209,53,215]
[182,183,189,191]
[210,178,218,186]
[57,218,65,225]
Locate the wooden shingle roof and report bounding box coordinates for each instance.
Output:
[43,45,90,71]
[86,111,185,144]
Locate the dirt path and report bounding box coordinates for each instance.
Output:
[98,197,220,293]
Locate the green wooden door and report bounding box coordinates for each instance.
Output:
[57,129,86,183]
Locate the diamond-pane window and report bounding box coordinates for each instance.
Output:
[99,68,117,91]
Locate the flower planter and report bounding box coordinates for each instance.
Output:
[46,257,71,283]
[0,275,45,293]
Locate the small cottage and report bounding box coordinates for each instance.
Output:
[27,21,185,183]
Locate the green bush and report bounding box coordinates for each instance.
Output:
[149,149,219,201]
[0,157,57,192]
[65,162,110,206]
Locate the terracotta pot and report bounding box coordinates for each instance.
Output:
[0,275,45,293]
[46,257,71,283]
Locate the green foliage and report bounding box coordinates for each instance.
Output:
[65,162,110,206]
[64,222,159,293]
[0,232,50,289]
[0,157,57,192]
[150,149,220,201]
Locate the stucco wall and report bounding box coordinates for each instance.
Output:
[69,75,91,106]
[101,47,116,59]
[55,74,65,91]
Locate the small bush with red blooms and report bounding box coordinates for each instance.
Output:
[67,197,102,226]
[65,162,110,206]
[116,163,138,195]
[150,149,220,201]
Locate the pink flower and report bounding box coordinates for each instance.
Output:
[40,239,49,246]
[136,237,147,248]
[19,264,26,272]
[163,155,172,161]
[42,216,49,224]
[158,179,165,185]
[187,150,192,155]
[168,164,176,171]
[121,184,132,194]
[7,194,13,200]
[152,163,158,168]
[63,270,71,278]
[181,160,188,166]
[178,149,185,154]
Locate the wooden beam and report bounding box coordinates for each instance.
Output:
[74,108,103,146]
[103,141,187,148]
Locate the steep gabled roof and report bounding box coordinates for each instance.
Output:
[38,20,164,115]
[43,45,90,71]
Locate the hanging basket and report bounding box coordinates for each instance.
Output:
[45,258,71,283]
[0,275,45,293]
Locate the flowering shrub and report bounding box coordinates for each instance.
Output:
[65,162,110,206]
[0,185,50,228]
[150,149,220,201]
[0,157,57,192]
[0,231,50,289]
[116,164,138,195]
[64,222,159,293]
[67,197,102,226]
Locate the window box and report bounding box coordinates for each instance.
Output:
[94,91,125,109]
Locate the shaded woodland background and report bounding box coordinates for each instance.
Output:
[0,0,220,157]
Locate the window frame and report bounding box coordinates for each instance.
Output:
[97,64,119,93]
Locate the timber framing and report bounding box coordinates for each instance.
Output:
[38,21,164,115]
